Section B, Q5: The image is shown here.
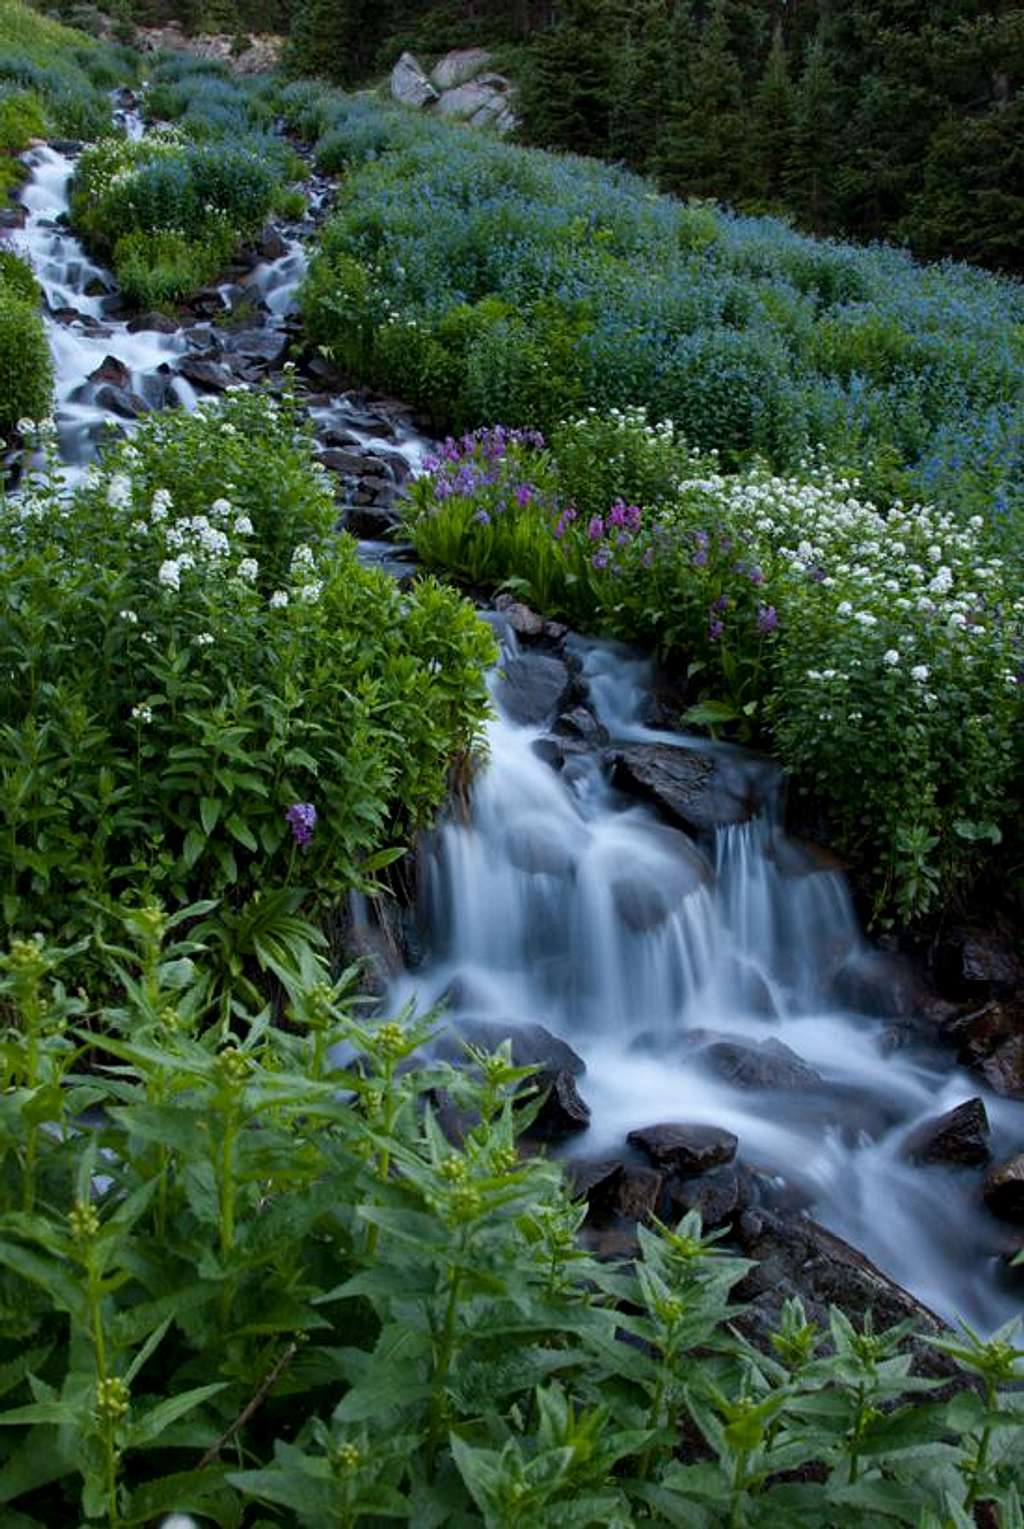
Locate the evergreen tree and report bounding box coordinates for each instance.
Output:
[786,35,840,233]
[607,0,673,173]
[658,0,751,202]
[518,0,616,157]
[753,20,792,204]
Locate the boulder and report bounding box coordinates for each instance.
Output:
[224,328,289,367]
[431,47,493,90]
[935,927,1024,1000]
[126,311,179,334]
[435,1018,585,1078]
[436,79,508,123]
[607,743,760,833]
[983,1154,1024,1224]
[555,707,608,747]
[503,818,576,878]
[91,382,148,419]
[492,594,546,641]
[526,1069,591,1142]
[610,831,710,933]
[259,224,288,261]
[494,652,574,727]
[698,1035,823,1092]
[318,447,370,477]
[178,357,234,392]
[953,1001,1024,1100]
[341,505,400,541]
[627,1122,738,1175]
[88,354,131,390]
[663,1165,744,1229]
[902,1098,991,1167]
[391,52,439,110]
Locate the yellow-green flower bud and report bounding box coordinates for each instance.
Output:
[69,1199,100,1244]
[95,1376,130,1423]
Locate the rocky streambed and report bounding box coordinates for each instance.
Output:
[5,93,1024,1347]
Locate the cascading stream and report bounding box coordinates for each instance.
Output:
[10,107,1023,1334]
[390,630,1024,1331]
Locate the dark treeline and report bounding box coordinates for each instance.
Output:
[57,0,1023,271]
[281,0,1024,272]
[517,0,1024,273]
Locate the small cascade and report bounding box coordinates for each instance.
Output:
[390,633,1024,1330]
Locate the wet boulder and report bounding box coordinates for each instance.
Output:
[341,505,400,541]
[224,328,289,367]
[88,354,131,390]
[607,743,760,833]
[178,356,234,392]
[902,1098,991,1167]
[259,224,288,261]
[952,1001,1024,1100]
[831,949,935,1020]
[526,1069,591,1142]
[126,311,179,335]
[663,1164,744,1229]
[983,1154,1024,1224]
[492,593,546,641]
[92,382,148,419]
[697,1034,823,1092]
[627,1122,738,1174]
[555,707,608,747]
[435,1019,590,1140]
[935,926,1024,1000]
[494,652,574,727]
[503,817,577,878]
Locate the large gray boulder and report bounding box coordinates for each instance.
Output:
[431,47,492,90]
[391,52,438,109]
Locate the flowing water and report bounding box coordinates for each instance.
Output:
[9,120,1024,1334]
[389,633,1024,1332]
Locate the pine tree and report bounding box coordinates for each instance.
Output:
[658,0,752,203]
[517,0,615,157]
[607,0,673,173]
[753,21,792,205]
[786,35,840,233]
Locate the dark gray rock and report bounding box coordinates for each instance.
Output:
[608,743,760,833]
[92,382,148,419]
[436,1018,585,1078]
[391,51,439,108]
[342,505,400,540]
[663,1165,744,1229]
[627,1122,738,1175]
[699,1035,823,1092]
[526,1070,591,1141]
[936,927,1024,1000]
[178,357,234,392]
[555,707,608,747]
[494,653,574,727]
[259,224,288,261]
[902,1098,991,1167]
[224,328,289,367]
[88,354,131,390]
[318,447,371,477]
[126,311,179,334]
[492,595,546,641]
[983,1154,1024,1223]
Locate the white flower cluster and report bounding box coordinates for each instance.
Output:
[668,461,1021,699]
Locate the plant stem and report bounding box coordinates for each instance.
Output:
[426,1253,463,1477]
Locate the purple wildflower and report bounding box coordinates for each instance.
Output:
[692,549,708,567]
[514,483,535,508]
[708,618,725,642]
[286,802,317,848]
[641,547,654,568]
[472,509,491,526]
[608,501,628,529]
[592,548,612,570]
[713,594,730,612]
[587,515,605,541]
[748,566,765,586]
[757,605,779,635]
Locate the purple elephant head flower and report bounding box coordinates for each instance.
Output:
[286,802,317,847]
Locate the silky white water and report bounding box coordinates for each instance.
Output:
[10,120,1022,1334]
[390,633,1024,1330]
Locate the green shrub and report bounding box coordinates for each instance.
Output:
[0,84,47,150]
[0,936,1022,1526]
[405,412,1024,923]
[0,246,41,305]
[0,290,52,434]
[0,389,495,976]
[113,226,234,310]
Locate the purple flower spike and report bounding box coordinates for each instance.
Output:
[472,509,491,525]
[708,618,725,642]
[286,802,317,847]
[592,548,611,570]
[757,605,779,634]
[587,515,605,541]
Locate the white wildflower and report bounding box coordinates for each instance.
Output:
[269,590,289,609]
[882,649,900,666]
[107,474,133,510]
[911,665,930,682]
[119,609,138,623]
[233,515,253,535]
[131,703,153,723]
[237,558,258,582]
[158,559,181,590]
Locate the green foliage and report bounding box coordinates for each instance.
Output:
[0,390,495,984]
[113,226,234,309]
[0,86,46,151]
[0,248,40,306]
[405,410,1024,924]
[1,933,1023,1525]
[69,131,278,305]
[0,290,52,438]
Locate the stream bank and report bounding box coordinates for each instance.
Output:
[5,98,1024,1342]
